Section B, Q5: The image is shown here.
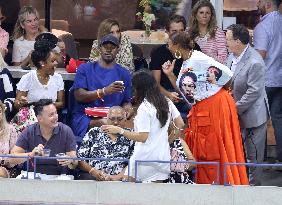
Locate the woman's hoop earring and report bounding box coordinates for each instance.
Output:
[174,50,182,59]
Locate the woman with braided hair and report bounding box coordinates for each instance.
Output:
[11,34,65,134]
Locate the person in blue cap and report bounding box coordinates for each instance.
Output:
[71,34,133,143]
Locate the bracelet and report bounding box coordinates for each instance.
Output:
[89,167,95,175]
[96,89,104,102]
[97,89,102,99]
[172,121,184,131]
[119,128,125,135]
[102,88,106,95]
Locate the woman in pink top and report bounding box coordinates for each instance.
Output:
[0,100,18,178]
[0,6,9,58]
[188,0,227,64]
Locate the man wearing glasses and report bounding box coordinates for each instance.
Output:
[71,34,133,143]
[77,106,134,181]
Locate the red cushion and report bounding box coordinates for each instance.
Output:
[85,107,110,117]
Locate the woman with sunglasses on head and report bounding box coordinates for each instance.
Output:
[12,6,46,68]
[162,31,248,185]
[0,100,18,178]
[102,70,185,182]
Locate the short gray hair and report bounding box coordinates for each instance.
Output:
[107,106,126,117]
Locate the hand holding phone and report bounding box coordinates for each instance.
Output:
[105,81,125,95]
[114,80,124,85]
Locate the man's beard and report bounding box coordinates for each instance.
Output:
[102,54,115,64]
[104,58,114,64]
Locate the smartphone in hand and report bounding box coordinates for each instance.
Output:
[114,81,125,92]
[114,80,124,85]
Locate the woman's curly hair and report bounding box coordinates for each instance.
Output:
[31,34,58,69]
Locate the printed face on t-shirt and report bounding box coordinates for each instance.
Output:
[181,76,195,97]
[206,66,221,84]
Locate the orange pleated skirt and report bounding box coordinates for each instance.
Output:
[185,89,249,185]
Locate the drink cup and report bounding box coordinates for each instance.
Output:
[55,153,67,165]
[55,153,66,159]
[42,149,51,157]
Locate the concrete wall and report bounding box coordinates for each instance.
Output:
[1,179,282,205]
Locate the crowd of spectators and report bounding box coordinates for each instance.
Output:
[0,0,281,186]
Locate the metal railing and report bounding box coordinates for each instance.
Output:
[32,156,130,180]
[4,153,282,186]
[0,154,30,179]
[134,160,220,184]
[0,154,130,180]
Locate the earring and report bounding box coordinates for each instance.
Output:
[41,64,45,67]
[174,50,182,59]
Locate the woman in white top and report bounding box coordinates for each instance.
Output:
[12,35,64,134]
[102,71,185,182]
[15,35,64,109]
[12,6,46,67]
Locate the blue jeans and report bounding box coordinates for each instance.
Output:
[266,87,282,161]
